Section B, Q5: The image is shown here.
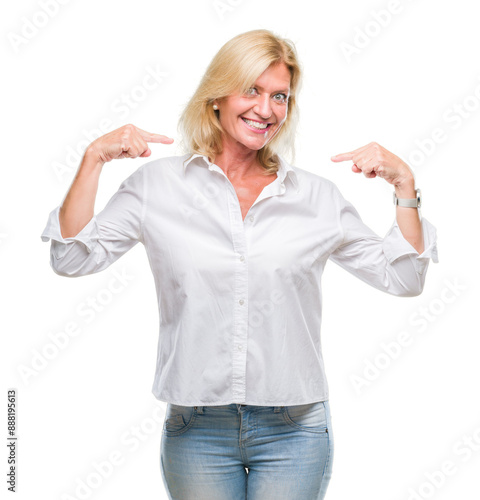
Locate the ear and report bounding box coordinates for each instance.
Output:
[213,96,226,107]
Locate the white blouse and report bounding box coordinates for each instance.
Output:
[41,153,438,406]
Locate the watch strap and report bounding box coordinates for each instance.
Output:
[393,188,421,208]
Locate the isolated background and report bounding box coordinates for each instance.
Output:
[2,1,479,499]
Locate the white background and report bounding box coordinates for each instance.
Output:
[2,1,479,499]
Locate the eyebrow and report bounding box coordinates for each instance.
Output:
[253,84,290,94]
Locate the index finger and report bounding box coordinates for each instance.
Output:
[331,142,375,162]
[136,127,174,144]
[330,152,354,162]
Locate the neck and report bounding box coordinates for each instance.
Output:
[213,138,264,181]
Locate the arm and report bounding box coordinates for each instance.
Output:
[41,124,173,276]
[328,187,438,297]
[59,147,104,238]
[59,124,173,238]
[393,177,423,254]
[331,142,424,254]
[329,142,438,296]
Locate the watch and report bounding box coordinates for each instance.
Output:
[393,188,421,208]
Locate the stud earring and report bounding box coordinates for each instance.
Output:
[213,104,218,110]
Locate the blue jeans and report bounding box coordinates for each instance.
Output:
[160,400,334,499]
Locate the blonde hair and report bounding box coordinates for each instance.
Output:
[178,29,302,175]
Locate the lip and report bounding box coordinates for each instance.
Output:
[241,117,273,133]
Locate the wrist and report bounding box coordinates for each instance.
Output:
[394,174,416,198]
[83,145,105,172]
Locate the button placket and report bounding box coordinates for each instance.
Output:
[225,183,249,402]
[218,165,287,403]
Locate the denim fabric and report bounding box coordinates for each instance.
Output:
[160,400,334,499]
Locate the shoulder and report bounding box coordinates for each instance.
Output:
[138,153,191,175]
[280,156,343,200]
[114,154,191,196]
[121,153,192,188]
[116,154,189,190]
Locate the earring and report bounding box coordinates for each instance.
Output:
[213,104,218,110]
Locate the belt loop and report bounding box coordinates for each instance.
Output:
[195,406,204,414]
[274,406,284,413]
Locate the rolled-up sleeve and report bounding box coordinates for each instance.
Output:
[329,188,439,297]
[40,165,145,277]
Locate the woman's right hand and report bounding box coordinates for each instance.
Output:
[58,124,173,239]
[87,123,174,164]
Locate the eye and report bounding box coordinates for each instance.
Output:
[273,93,288,104]
[245,87,258,96]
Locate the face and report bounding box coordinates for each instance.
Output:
[214,62,291,155]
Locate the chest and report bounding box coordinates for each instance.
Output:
[143,169,342,286]
[231,174,278,221]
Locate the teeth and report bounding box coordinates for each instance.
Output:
[243,118,269,130]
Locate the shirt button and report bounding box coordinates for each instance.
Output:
[239,255,245,262]
[249,215,254,222]
[237,344,243,351]
[239,299,244,305]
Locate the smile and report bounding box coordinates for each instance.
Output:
[241,117,272,132]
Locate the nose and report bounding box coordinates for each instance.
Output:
[253,95,272,120]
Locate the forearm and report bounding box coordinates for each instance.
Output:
[394,177,424,254]
[59,147,105,238]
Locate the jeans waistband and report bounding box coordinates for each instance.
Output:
[194,404,285,414]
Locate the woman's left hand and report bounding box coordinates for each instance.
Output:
[330,142,414,188]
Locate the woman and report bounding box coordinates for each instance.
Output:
[41,29,438,499]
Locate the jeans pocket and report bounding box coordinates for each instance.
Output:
[282,401,329,434]
[163,404,197,436]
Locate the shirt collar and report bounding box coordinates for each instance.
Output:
[183,153,299,193]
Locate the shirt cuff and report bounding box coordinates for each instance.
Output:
[382,215,439,274]
[40,206,99,254]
